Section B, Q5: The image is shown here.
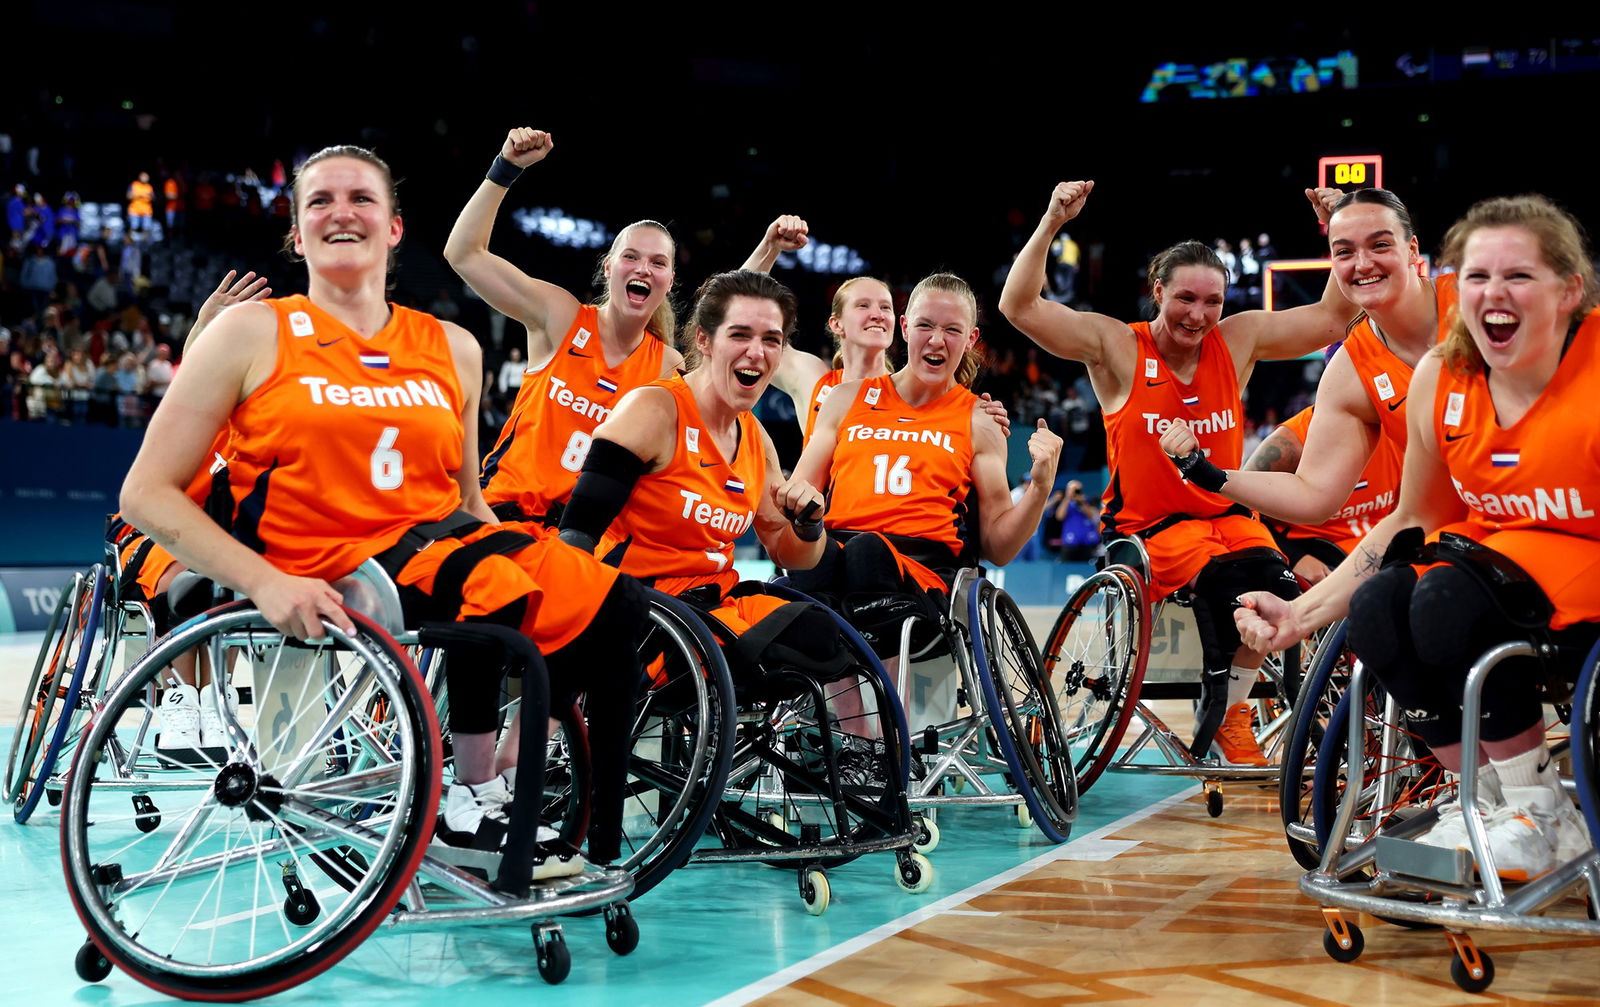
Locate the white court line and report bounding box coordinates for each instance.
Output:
[706,788,1193,1007]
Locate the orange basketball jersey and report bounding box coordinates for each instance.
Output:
[1275,405,1402,549]
[1432,307,1600,626]
[1101,323,1244,537]
[227,296,464,581]
[1342,272,1458,447]
[803,368,844,445]
[482,305,668,519]
[598,376,766,598]
[824,375,977,561]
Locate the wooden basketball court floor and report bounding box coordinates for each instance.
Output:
[3,612,1596,1006]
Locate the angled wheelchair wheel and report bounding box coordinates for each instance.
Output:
[7,565,107,823]
[615,590,736,899]
[1310,675,1448,856]
[710,594,915,870]
[59,603,441,1002]
[970,580,1077,843]
[1278,621,1350,869]
[1574,636,1600,849]
[1041,565,1148,796]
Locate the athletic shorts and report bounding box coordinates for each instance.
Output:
[118,532,181,603]
[1468,528,1600,631]
[397,521,617,652]
[1141,513,1281,601]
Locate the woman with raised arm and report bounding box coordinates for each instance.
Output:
[1238,195,1599,878]
[999,180,1356,765]
[445,127,684,528]
[741,217,1010,444]
[781,272,1060,655]
[1157,189,1457,529]
[558,270,825,610]
[120,145,647,875]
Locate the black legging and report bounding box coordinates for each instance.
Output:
[543,575,646,863]
[1348,563,1595,748]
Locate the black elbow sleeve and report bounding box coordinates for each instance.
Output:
[557,438,648,547]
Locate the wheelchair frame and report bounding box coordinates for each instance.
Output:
[683,583,933,914]
[1302,639,1600,994]
[1044,535,1308,816]
[59,561,635,998]
[897,568,1078,845]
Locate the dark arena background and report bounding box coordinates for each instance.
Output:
[6,9,1600,578]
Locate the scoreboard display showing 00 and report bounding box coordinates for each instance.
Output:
[1317,154,1383,190]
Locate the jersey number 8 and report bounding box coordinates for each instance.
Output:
[561,431,593,473]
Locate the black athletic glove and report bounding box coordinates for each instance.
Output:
[1170,450,1229,493]
[787,499,824,542]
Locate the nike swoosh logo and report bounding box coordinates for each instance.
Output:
[869,405,886,411]
[316,337,344,347]
[699,459,719,468]
[1145,380,1167,387]
[1386,396,1407,411]
[567,348,592,358]
[1444,432,1469,442]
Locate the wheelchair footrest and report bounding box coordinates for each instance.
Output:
[1374,835,1475,886]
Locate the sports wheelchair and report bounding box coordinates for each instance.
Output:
[1288,535,1600,994]
[605,584,932,915]
[1041,536,1309,814]
[58,560,636,999]
[1299,636,1599,993]
[846,568,1077,845]
[6,534,170,823]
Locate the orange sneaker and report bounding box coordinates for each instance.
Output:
[1211,703,1268,767]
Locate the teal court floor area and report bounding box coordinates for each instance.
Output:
[0,628,1192,1006]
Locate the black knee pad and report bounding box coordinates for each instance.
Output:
[842,533,906,596]
[1191,547,1301,671]
[1410,565,1500,669]
[1347,564,1419,674]
[843,591,942,659]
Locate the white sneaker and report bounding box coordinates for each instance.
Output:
[1479,785,1561,881]
[158,684,202,750]
[1417,768,1504,850]
[198,682,241,748]
[441,777,513,849]
[1550,802,1595,866]
[495,768,558,841]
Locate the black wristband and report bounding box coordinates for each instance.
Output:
[788,500,824,542]
[486,155,524,189]
[1171,450,1229,493]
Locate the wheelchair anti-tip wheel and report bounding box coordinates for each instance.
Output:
[59,603,441,1002]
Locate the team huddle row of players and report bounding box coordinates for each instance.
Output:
[113,127,1599,881]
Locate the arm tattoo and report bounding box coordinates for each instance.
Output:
[1244,442,1285,472]
[1354,543,1382,580]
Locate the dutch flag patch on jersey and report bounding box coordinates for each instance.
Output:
[1182,394,1200,406]
[1491,452,1520,468]
[360,352,390,369]
[724,478,746,495]
[596,377,618,394]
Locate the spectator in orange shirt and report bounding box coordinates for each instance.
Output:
[127,172,154,234]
